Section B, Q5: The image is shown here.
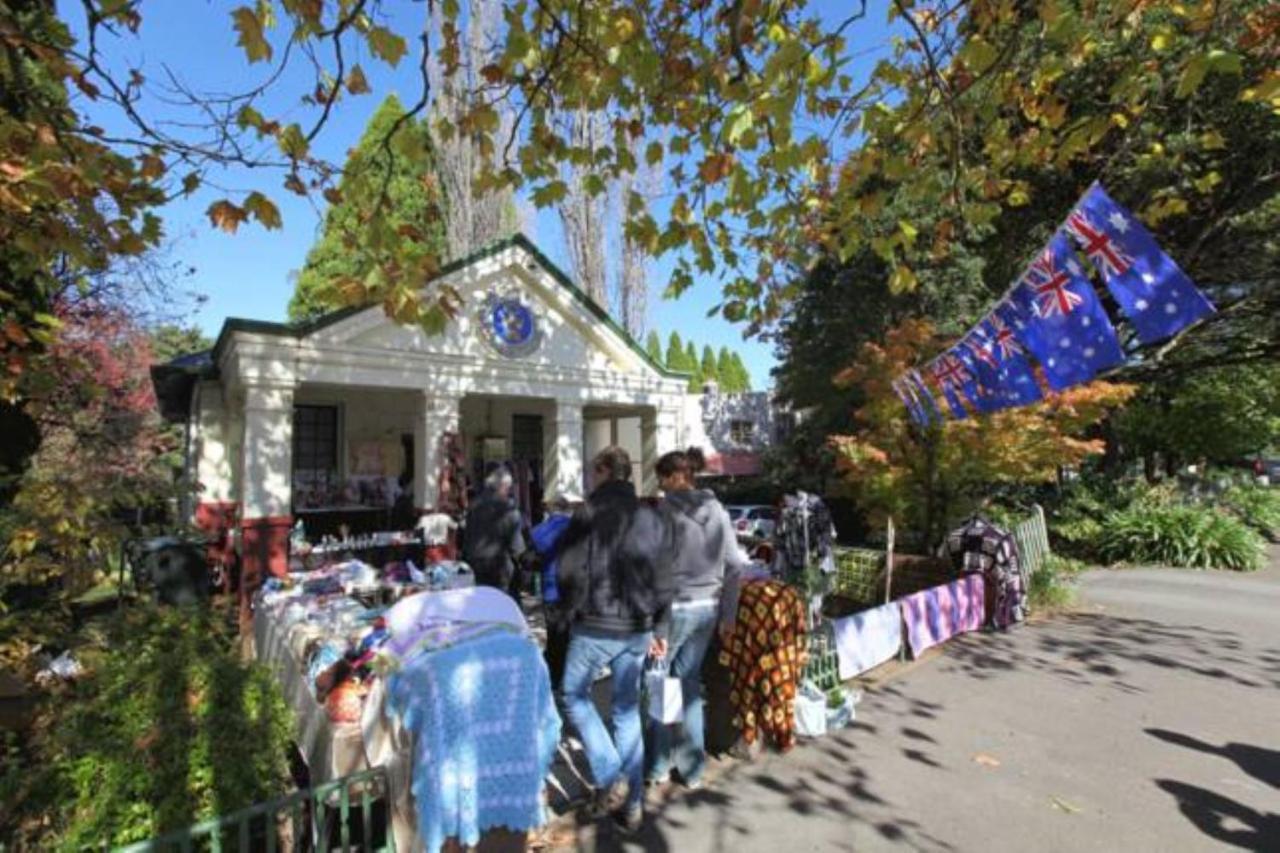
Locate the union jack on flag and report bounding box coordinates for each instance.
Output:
[1023,245,1085,318]
[931,353,971,389]
[963,332,998,370]
[986,313,1023,361]
[1065,209,1133,279]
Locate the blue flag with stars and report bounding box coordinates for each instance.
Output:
[908,370,943,425]
[952,340,1004,414]
[979,312,1044,408]
[1007,232,1126,391]
[1067,184,1215,344]
[928,353,972,420]
[893,377,929,427]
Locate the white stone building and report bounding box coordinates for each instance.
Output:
[681,385,796,478]
[152,236,689,579]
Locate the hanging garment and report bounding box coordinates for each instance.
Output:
[830,601,903,679]
[899,575,986,657]
[385,630,561,853]
[719,580,809,752]
[774,492,838,578]
[943,516,1028,629]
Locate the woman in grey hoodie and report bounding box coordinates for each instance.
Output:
[647,447,749,788]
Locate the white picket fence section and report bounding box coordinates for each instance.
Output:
[1012,504,1051,575]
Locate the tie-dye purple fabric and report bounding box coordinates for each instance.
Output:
[899,574,986,657]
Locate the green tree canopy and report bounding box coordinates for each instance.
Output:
[148,325,213,364]
[1115,364,1280,466]
[684,341,701,391]
[665,332,688,373]
[715,346,734,391]
[699,345,719,387]
[645,330,663,366]
[287,94,447,323]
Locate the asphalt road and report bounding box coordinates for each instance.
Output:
[569,552,1280,852]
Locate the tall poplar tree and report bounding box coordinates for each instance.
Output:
[665,332,688,373]
[645,330,664,366]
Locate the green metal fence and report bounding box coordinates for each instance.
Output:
[1011,504,1051,576]
[113,766,394,853]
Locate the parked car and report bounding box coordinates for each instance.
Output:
[728,504,778,540]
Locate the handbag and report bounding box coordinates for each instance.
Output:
[793,681,828,738]
[645,658,683,724]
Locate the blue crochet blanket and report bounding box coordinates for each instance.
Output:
[385,630,561,852]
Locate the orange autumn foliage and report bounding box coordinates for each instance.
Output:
[829,319,1135,546]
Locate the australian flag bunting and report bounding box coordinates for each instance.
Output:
[929,352,973,419]
[908,369,943,424]
[1007,232,1126,391]
[952,340,1003,414]
[1067,184,1215,344]
[980,311,1044,407]
[893,377,928,427]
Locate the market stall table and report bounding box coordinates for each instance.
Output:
[252,569,557,852]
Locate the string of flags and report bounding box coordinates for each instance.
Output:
[895,182,1216,426]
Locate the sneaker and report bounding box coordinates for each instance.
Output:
[613,804,644,834]
[584,780,627,820]
[644,769,671,788]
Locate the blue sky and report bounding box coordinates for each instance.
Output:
[67,1,898,389]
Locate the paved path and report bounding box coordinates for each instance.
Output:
[567,555,1280,852]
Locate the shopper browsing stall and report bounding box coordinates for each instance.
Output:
[461,466,527,598]
[556,446,675,832]
[647,447,748,789]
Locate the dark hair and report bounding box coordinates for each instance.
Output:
[592,445,633,482]
[655,446,707,480]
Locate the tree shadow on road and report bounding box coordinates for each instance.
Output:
[1154,779,1280,850]
[1146,728,1280,790]
[936,612,1280,693]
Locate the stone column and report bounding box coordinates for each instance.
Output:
[641,408,659,496]
[414,393,461,512]
[545,399,585,499]
[237,381,295,632]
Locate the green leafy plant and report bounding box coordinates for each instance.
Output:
[1,605,293,849]
[1097,503,1264,572]
[1219,485,1280,541]
[1028,554,1087,613]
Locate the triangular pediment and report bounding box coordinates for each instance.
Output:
[303,238,670,380]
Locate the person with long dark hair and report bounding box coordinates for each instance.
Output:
[556,446,675,832]
[647,446,747,789]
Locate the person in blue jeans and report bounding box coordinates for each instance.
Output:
[556,446,675,832]
[647,447,747,789]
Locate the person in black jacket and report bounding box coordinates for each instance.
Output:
[556,445,674,832]
[461,466,526,598]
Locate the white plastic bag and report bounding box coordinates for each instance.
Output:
[645,659,683,724]
[793,681,828,738]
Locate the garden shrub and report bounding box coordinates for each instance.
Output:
[1097,502,1264,571]
[1,604,293,849]
[1028,554,1086,612]
[1219,485,1280,541]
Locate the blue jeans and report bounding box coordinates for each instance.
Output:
[646,603,718,784]
[563,626,651,810]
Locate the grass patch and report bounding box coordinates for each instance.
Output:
[1029,554,1086,613]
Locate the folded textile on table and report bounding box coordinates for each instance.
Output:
[385,630,561,853]
[383,586,526,639]
[376,620,514,674]
[830,601,903,679]
[899,574,985,657]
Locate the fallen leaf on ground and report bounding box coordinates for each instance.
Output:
[1051,796,1082,814]
[972,752,1001,768]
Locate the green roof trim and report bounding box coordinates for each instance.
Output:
[211,233,689,380]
